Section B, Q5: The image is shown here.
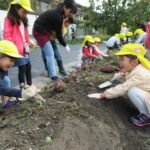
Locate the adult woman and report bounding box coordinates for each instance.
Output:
[33,0,77,86]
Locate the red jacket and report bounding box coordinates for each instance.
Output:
[83,45,100,59]
[3,17,29,55]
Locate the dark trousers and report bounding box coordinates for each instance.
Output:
[18,62,32,85]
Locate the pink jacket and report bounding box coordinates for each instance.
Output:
[145,22,150,49]
[3,17,29,55]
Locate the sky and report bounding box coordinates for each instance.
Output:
[75,0,102,7]
[75,0,90,7]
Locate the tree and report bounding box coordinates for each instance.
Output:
[83,0,150,35]
[0,0,12,10]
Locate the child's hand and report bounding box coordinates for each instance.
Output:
[87,93,105,99]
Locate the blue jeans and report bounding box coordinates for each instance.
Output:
[41,41,56,77]
[51,40,62,61]
[2,76,11,88]
[51,40,65,72]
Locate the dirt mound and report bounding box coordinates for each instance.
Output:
[0,56,150,150]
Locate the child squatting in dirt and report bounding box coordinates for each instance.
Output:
[76,35,106,70]
[0,40,36,109]
[88,43,150,127]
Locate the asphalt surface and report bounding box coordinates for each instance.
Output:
[8,43,107,88]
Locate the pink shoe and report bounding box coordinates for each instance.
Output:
[76,66,81,70]
[31,84,41,92]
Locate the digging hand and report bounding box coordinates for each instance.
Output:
[87,93,105,99]
[21,86,36,100]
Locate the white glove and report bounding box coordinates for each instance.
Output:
[87,93,104,99]
[21,87,36,101]
[65,45,70,53]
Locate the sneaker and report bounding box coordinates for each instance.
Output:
[31,84,41,92]
[59,70,68,76]
[129,114,150,127]
[20,83,30,89]
[2,100,20,109]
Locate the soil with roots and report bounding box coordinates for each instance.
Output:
[0,55,150,150]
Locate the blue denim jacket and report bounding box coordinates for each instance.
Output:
[0,70,21,97]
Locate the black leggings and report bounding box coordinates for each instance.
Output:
[18,62,32,85]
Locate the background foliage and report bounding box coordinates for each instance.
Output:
[83,0,150,35]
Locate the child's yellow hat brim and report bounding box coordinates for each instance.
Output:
[115,44,150,70]
[0,40,23,58]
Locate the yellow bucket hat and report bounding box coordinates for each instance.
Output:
[114,33,119,38]
[82,35,94,47]
[119,33,126,40]
[0,40,23,58]
[115,44,150,70]
[134,29,145,36]
[121,22,127,27]
[94,37,101,43]
[11,0,34,12]
[126,31,133,37]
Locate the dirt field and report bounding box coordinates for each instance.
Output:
[0,55,150,150]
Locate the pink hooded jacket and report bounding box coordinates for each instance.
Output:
[145,22,150,49]
[3,17,29,55]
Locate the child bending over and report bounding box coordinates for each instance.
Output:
[76,35,100,70]
[0,40,36,109]
[88,44,150,127]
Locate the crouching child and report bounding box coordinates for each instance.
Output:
[88,44,150,127]
[0,40,36,109]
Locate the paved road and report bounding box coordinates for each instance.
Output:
[8,43,107,87]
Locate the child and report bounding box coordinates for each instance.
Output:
[0,40,36,109]
[125,31,133,43]
[48,17,74,77]
[134,29,145,41]
[76,35,100,70]
[93,37,108,59]
[88,44,150,127]
[3,0,39,91]
[63,17,74,38]
[107,33,126,50]
[120,22,129,33]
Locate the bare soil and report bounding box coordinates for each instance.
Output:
[0,55,150,150]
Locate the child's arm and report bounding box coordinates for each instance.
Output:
[0,79,36,100]
[93,45,108,57]
[3,17,13,41]
[28,39,37,48]
[104,73,142,99]
[88,73,142,99]
[0,79,21,98]
[92,48,100,56]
